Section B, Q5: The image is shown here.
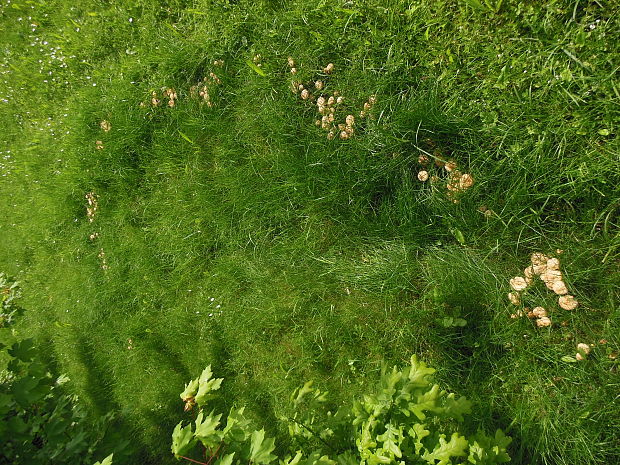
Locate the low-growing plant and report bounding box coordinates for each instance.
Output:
[172,358,511,465]
[0,274,118,465]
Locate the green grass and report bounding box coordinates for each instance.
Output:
[1,0,619,464]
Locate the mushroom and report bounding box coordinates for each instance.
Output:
[459,174,474,190]
[508,292,521,305]
[558,295,578,310]
[531,252,549,266]
[510,277,529,291]
[552,280,568,295]
[417,171,429,182]
[532,306,547,318]
[536,317,552,327]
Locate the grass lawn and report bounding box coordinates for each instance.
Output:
[1,0,619,463]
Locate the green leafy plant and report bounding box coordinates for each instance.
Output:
[0,275,121,465]
[0,272,24,328]
[172,358,511,465]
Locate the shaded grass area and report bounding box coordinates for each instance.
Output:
[1,0,619,464]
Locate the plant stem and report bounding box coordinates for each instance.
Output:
[180,455,209,465]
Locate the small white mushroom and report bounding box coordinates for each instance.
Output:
[546,257,560,270]
[417,171,429,182]
[532,306,547,318]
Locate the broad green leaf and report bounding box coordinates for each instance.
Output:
[0,393,13,415]
[249,429,277,464]
[561,355,577,363]
[304,452,336,465]
[408,355,435,387]
[408,423,430,455]
[366,452,390,465]
[409,384,442,420]
[7,415,28,434]
[180,378,199,401]
[490,429,512,463]
[441,393,472,422]
[421,433,468,465]
[12,375,40,407]
[356,417,378,451]
[335,451,357,465]
[380,365,402,395]
[246,60,267,77]
[376,424,402,458]
[223,406,251,442]
[195,365,223,406]
[292,380,315,405]
[195,410,222,448]
[8,338,36,361]
[215,452,236,465]
[93,453,114,465]
[280,451,303,465]
[171,421,196,459]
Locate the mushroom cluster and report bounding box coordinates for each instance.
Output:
[288,58,376,141]
[99,120,111,132]
[416,144,474,203]
[508,251,579,327]
[136,59,226,110]
[97,248,109,271]
[189,71,222,108]
[575,342,591,361]
[85,192,99,223]
[162,87,178,107]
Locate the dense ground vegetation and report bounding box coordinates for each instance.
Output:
[1,0,618,464]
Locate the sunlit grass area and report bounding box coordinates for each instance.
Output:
[1,0,618,464]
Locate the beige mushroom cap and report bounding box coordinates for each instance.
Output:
[417,171,429,182]
[536,317,552,327]
[552,280,568,295]
[459,174,474,190]
[510,277,529,291]
[540,269,562,284]
[508,292,521,305]
[558,295,578,310]
[531,252,549,266]
[546,257,560,270]
[532,306,547,318]
[577,343,591,355]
